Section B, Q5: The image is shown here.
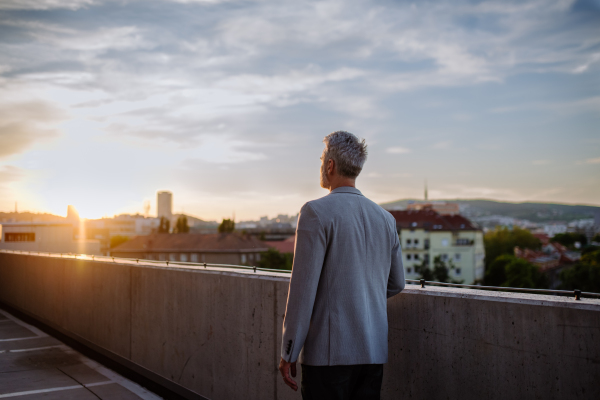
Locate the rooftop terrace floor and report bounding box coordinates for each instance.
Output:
[0,308,161,400]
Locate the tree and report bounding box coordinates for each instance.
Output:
[415,255,463,284]
[593,233,600,243]
[110,235,130,249]
[158,217,170,233]
[551,233,587,249]
[559,249,600,293]
[484,254,514,286]
[484,227,541,269]
[173,215,190,233]
[502,258,548,289]
[218,218,235,233]
[257,248,293,271]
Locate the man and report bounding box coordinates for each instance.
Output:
[279,131,405,400]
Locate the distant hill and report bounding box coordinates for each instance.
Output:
[0,212,66,223]
[379,199,600,223]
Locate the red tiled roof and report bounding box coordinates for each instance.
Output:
[388,209,478,231]
[265,237,295,254]
[111,233,269,253]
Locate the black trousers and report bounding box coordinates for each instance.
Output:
[301,364,383,400]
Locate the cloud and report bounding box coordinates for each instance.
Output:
[0,100,66,158]
[0,0,95,10]
[433,141,452,149]
[386,147,411,154]
[585,157,600,164]
[532,160,551,165]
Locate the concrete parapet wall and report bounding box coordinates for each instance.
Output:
[0,253,598,400]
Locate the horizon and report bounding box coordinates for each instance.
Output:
[0,0,599,220]
[2,195,599,223]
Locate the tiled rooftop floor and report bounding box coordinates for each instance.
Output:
[0,309,161,400]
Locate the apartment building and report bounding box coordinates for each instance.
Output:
[389,207,485,284]
[110,232,269,266]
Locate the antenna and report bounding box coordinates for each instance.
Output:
[424,180,428,202]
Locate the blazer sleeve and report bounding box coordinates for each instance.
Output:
[387,223,405,298]
[281,202,326,363]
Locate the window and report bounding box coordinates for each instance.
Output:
[442,239,449,247]
[407,267,412,274]
[406,254,412,260]
[169,253,178,261]
[249,253,254,261]
[411,222,417,227]
[441,254,448,261]
[256,253,261,262]
[454,253,461,261]
[191,254,199,262]
[5,232,35,242]
[455,268,462,275]
[414,239,419,245]
[180,253,188,262]
[158,253,166,261]
[406,239,412,245]
[241,254,247,264]
[424,239,430,249]
[414,254,420,260]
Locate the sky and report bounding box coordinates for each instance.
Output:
[0,0,599,221]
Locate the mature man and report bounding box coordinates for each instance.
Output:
[278,131,405,399]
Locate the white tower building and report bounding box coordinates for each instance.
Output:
[157,191,173,221]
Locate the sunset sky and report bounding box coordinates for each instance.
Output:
[0,0,599,221]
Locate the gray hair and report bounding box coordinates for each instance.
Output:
[323,131,368,178]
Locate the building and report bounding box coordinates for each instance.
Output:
[0,222,101,255]
[83,215,160,255]
[389,207,485,283]
[157,191,173,221]
[514,233,580,272]
[110,233,269,265]
[265,235,295,254]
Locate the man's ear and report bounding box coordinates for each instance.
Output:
[328,158,335,175]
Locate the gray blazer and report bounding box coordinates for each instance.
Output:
[281,186,405,366]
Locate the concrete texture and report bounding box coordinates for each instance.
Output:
[0,252,599,400]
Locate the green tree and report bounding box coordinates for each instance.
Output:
[592,233,600,243]
[158,217,170,233]
[502,258,548,289]
[551,233,587,249]
[484,254,514,286]
[173,215,190,233]
[218,218,235,233]
[257,248,293,271]
[484,227,541,269]
[110,235,130,249]
[415,255,463,283]
[559,249,600,293]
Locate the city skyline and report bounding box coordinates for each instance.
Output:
[0,0,599,220]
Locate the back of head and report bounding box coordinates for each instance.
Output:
[322,131,368,178]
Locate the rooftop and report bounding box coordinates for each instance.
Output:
[389,208,479,231]
[0,308,159,399]
[111,232,270,253]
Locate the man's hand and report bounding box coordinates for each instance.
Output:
[278,358,298,391]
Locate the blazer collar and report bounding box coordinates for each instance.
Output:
[330,186,363,196]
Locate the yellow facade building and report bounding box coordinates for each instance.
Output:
[389,208,485,284]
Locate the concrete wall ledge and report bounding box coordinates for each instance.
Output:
[0,253,598,400]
